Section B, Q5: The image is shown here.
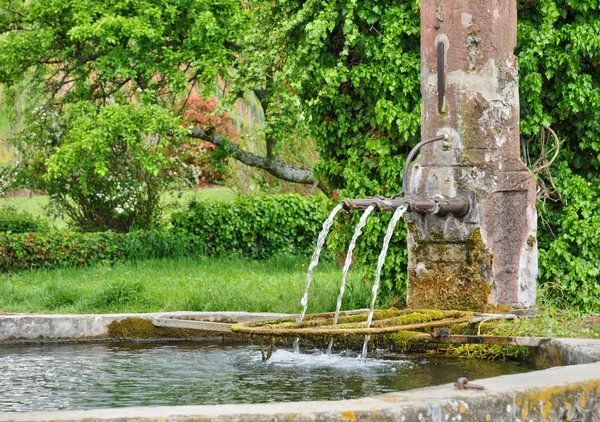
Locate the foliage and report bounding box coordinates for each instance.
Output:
[269,0,422,302]
[0,0,241,102]
[0,230,196,273]
[0,194,331,271]
[0,205,49,233]
[171,193,332,259]
[180,95,236,185]
[0,0,243,231]
[517,0,600,312]
[0,255,371,314]
[0,164,21,196]
[0,0,322,213]
[266,0,600,310]
[537,167,600,312]
[13,102,190,232]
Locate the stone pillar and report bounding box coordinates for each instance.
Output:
[405,0,537,311]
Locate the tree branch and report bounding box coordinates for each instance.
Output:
[188,127,329,195]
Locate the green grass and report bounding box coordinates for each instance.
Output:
[491,309,600,339]
[0,255,371,314]
[0,187,236,230]
[448,308,600,361]
[0,194,52,220]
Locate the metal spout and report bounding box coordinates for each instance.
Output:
[341,194,470,217]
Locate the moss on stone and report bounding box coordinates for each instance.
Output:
[408,228,493,312]
[107,317,231,340]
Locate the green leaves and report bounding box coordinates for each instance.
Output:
[172,194,332,259]
[37,102,186,232]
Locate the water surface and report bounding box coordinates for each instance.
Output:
[0,341,535,412]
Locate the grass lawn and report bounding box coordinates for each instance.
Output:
[0,186,236,230]
[0,255,371,315]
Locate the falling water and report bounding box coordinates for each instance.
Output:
[360,203,409,360]
[293,203,345,352]
[326,204,377,355]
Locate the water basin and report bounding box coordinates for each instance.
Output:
[0,341,536,412]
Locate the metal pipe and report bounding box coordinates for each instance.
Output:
[341,194,470,217]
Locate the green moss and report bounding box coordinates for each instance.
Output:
[335,310,445,329]
[448,343,531,362]
[408,228,493,312]
[107,317,227,340]
[388,330,429,347]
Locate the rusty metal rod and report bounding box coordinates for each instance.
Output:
[341,195,469,217]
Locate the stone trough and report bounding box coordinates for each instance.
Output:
[1,311,599,421]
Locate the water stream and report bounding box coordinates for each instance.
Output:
[294,204,344,352]
[326,204,377,355]
[361,203,409,359]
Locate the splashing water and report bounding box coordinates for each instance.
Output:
[361,203,409,360]
[294,203,344,352]
[326,204,377,355]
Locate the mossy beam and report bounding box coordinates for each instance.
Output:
[231,317,473,336]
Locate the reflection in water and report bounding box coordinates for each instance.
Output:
[0,341,535,412]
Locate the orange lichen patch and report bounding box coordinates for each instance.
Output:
[340,410,357,421]
[459,401,469,413]
[521,401,529,420]
[519,381,600,420]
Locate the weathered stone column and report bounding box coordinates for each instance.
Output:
[405,0,537,311]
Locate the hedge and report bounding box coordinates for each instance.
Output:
[171,194,331,259]
[0,207,49,234]
[0,230,195,273]
[0,194,332,272]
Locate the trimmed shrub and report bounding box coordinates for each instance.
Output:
[171,194,331,259]
[0,230,196,273]
[0,207,49,234]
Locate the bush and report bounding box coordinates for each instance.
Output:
[0,194,331,272]
[0,206,49,234]
[171,194,332,259]
[11,102,193,233]
[0,230,196,273]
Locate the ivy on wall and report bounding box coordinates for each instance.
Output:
[275,0,600,311]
